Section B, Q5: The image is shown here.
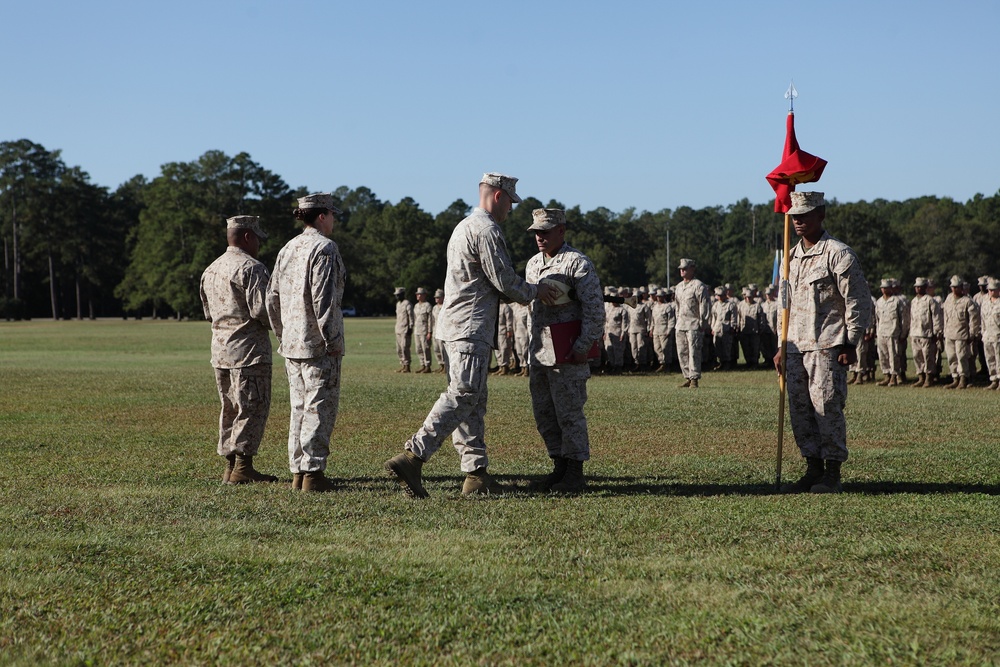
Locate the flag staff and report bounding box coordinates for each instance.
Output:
[775,81,797,490]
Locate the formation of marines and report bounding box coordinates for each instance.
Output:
[199,179,994,499]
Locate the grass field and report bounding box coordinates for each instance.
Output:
[1,319,998,665]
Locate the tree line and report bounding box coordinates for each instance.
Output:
[2,138,999,321]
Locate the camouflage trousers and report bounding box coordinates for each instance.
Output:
[895,336,908,376]
[433,338,446,370]
[944,338,973,378]
[739,332,760,366]
[786,349,849,462]
[876,336,902,375]
[652,333,674,368]
[629,332,649,366]
[415,330,432,367]
[604,333,625,368]
[676,329,703,380]
[529,363,591,461]
[285,355,341,473]
[760,330,777,368]
[514,332,529,368]
[713,332,734,363]
[214,365,272,457]
[407,339,491,473]
[984,340,1000,381]
[396,333,412,367]
[495,335,513,368]
[911,336,938,375]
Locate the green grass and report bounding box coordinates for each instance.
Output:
[1,319,998,665]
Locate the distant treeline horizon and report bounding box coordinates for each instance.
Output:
[2,138,999,321]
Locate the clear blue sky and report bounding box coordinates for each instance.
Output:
[4,0,998,216]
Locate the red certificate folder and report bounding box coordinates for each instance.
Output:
[549,320,600,363]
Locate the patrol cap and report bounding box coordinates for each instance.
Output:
[988,278,1000,290]
[480,172,522,203]
[742,287,751,297]
[434,288,444,298]
[949,275,963,288]
[713,287,724,296]
[226,215,268,240]
[678,258,696,269]
[297,192,341,213]
[394,286,405,296]
[748,283,758,293]
[880,279,892,289]
[978,275,989,286]
[416,287,427,296]
[766,283,776,292]
[788,191,826,215]
[528,208,565,231]
[607,286,619,296]
[913,277,928,287]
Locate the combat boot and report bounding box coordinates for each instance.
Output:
[384,450,429,498]
[856,372,867,385]
[291,473,303,490]
[402,363,411,373]
[517,366,529,377]
[780,457,824,494]
[690,378,699,388]
[848,371,858,385]
[222,453,236,484]
[679,379,691,388]
[945,375,959,389]
[227,455,278,484]
[989,380,1000,390]
[551,459,586,493]
[419,365,431,374]
[301,470,336,493]
[877,375,891,386]
[926,374,938,387]
[890,374,900,386]
[911,373,925,387]
[810,460,843,494]
[437,365,446,373]
[462,469,504,496]
[957,376,969,389]
[528,457,568,492]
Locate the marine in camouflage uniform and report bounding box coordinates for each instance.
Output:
[760,284,779,369]
[384,173,552,498]
[413,287,435,373]
[199,215,276,485]
[908,277,943,387]
[524,209,604,493]
[874,279,907,386]
[266,193,346,493]
[650,288,676,372]
[973,276,990,376]
[432,289,446,372]
[778,193,871,495]
[982,278,1000,390]
[493,302,515,374]
[737,288,764,368]
[627,290,652,370]
[603,287,628,373]
[394,287,414,372]
[710,287,737,370]
[674,258,711,387]
[942,275,981,389]
[512,301,531,376]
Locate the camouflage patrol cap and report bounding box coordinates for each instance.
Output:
[949,275,963,288]
[880,279,892,289]
[978,275,989,286]
[988,278,1000,290]
[416,287,427,296]
[788,191,826,215]
[394,286,405,296]
[297,192,341,213]
[913,277,928,287]
[678,258,696,269]
[226,215,268,240]
[608,286,619,296]
[434,288,444,298]
[714,287,724,296]
[748,283,758,293]
[480,172,522,203]
[528,208,565,231]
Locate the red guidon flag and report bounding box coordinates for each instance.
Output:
[766,112,827,213]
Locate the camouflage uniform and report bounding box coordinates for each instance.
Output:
[785,231,870,463]
[674,276,711,380]
[875,291,906,378]
[394,296,414,370]
[760,291,779,367]
[199,245,272,458]
[413,293,435,369]
[909,291,943,376]
[943,288,981,381]
[495,302,515,369]
[650,296,676,371]
[266,226,346,474]
[737,296,764,367]
[432,290,445,371]
[405,206,536,472]
[512,301,531,370]
[603,297,629,371]
[981,291,1000,383]
[627,296,651,368]
[710,295,737,368]
[526,241,603,461]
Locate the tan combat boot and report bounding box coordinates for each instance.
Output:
[989,380,1000,390]
[402,363,411,373]
[302,470,335,493]
[780,457,824,494]
[945,375,959,389]
[222,453,236,484]
[877,375,891,386]
[679,379,691,388]
[462,469,504,495]
[527,457,568,492]
[847,371,858,385]
[551,459,586,493]
[291,473,303,490]
[957,376,969,389]
[384,451,429,498]
[227,455,279,484]
[690,378,699,388]
[890,374,900,386]
[911,373,925,387]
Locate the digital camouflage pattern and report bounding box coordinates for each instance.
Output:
[495,302,514,367]
[414,299,434,367]
[943,292,981,378]
[285,356,341,473]
[786,349,849,462]
[213,366,271,457]
[395,299,414,367]
[604,302,628,369]
[200,246,272,368]
[909,293,943,375]
[875,293,907,376]
[982,296,1000,381]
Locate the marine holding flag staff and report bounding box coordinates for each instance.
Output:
[775,192,871,494]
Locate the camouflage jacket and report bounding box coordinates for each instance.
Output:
[266,227,346,359]
[674,278,711,331]
[908,294,942,338]
[875,295,907,338]
[395,300,414,334]
[650,301,676,336]
[943,293,981,340]
[199,246,272,368]
[413,301,434,335]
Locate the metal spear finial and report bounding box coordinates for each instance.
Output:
[785,80,798,112]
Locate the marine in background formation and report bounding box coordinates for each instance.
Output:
[394,287,414,373]
[413,287,435,373]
